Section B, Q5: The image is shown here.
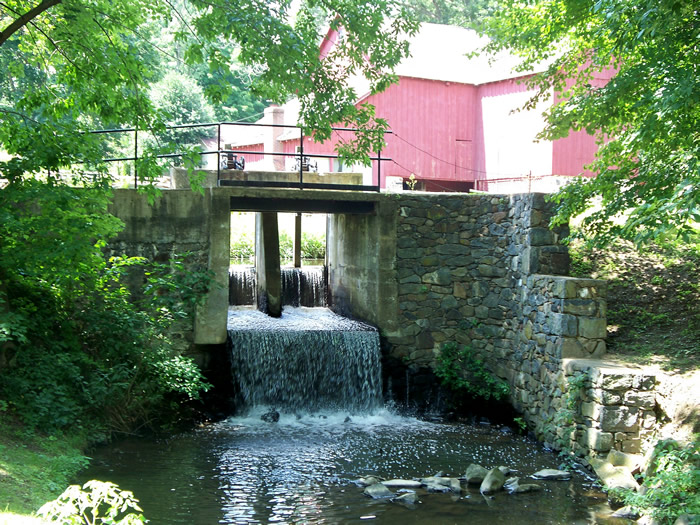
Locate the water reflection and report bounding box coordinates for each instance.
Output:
[82,409,625,524]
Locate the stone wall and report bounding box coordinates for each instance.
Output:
[565,360,657,456]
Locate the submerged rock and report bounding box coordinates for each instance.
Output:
[260,409,280,423]
[364,483,394,499]
[465,464,489,485]
[531,469,571,481]
[480,468,506,494]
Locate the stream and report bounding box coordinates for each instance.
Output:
[81,409,625,524]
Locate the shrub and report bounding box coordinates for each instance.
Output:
[617,439,700,523]
[39,480,146,524]
[435,342,510,403]
[301,232,325,260]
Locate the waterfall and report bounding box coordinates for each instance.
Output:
[280,267,327,307]
[229,266,327,307]
[229,266,256,305]
[228,307,382,413]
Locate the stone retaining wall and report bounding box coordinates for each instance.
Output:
[383,192,657,459]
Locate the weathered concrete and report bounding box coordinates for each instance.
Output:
[107,188,229,349]
[255,212,282,317]
[170,167,363,189]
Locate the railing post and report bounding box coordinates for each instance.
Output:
[217,123,221,185]
[377,147,382,192]
[134,128,138,188]
[299,128,304,190]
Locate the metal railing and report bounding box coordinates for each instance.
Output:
[90,121,391,192]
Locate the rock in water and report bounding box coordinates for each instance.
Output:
[465,464,489,484]
[420,476,451,487]
[353,476,382,487]
[424,482,451,493]
[261,409,280,423]
[381,480,423,489]
[394,492,418,505]
[480,468,506,494]
[505,478,543,494]
[611,506,639,519]
[588,459,638,491]
[498,466,513,476]
[364,483,394,499]
[449,478,462,494]
[531,469,571,481]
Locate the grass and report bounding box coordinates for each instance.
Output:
[0,414,89,520]
[569,236,700,371]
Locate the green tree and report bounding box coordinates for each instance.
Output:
[480,0,699,245]
[408,0,497,27]
[1,0,418,183]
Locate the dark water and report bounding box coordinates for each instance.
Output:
[81,410,622,525]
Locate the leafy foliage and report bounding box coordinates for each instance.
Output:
[481,0,700,246]
[1,0,418,183]
[38,480,146,524]
[408,0,497,27]
[301,232,326,260]
[229,231,325,263]
[568,233,700,370]
[0,182,211,435]
[435,341,510,403]
[617,439,700,524]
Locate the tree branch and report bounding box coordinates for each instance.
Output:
[0,0,62,47]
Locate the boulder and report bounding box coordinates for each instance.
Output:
[465,464,489,485]
[364,483,394,499]
[480,468,506,494]
[531,469,571,481]
[611,506,639,519]
[590,458,639,492]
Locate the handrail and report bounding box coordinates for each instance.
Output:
[89,121,391,192]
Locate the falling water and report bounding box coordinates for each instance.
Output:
[228,307,382,413]
[229,266,256,305]
[280,267,327,307]
[228,266,327,307]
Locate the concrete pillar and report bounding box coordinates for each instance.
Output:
[263,105,285,171]
[294,212,302,268]
[255,212,282,317]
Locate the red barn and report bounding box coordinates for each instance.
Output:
[220,23,614,193]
